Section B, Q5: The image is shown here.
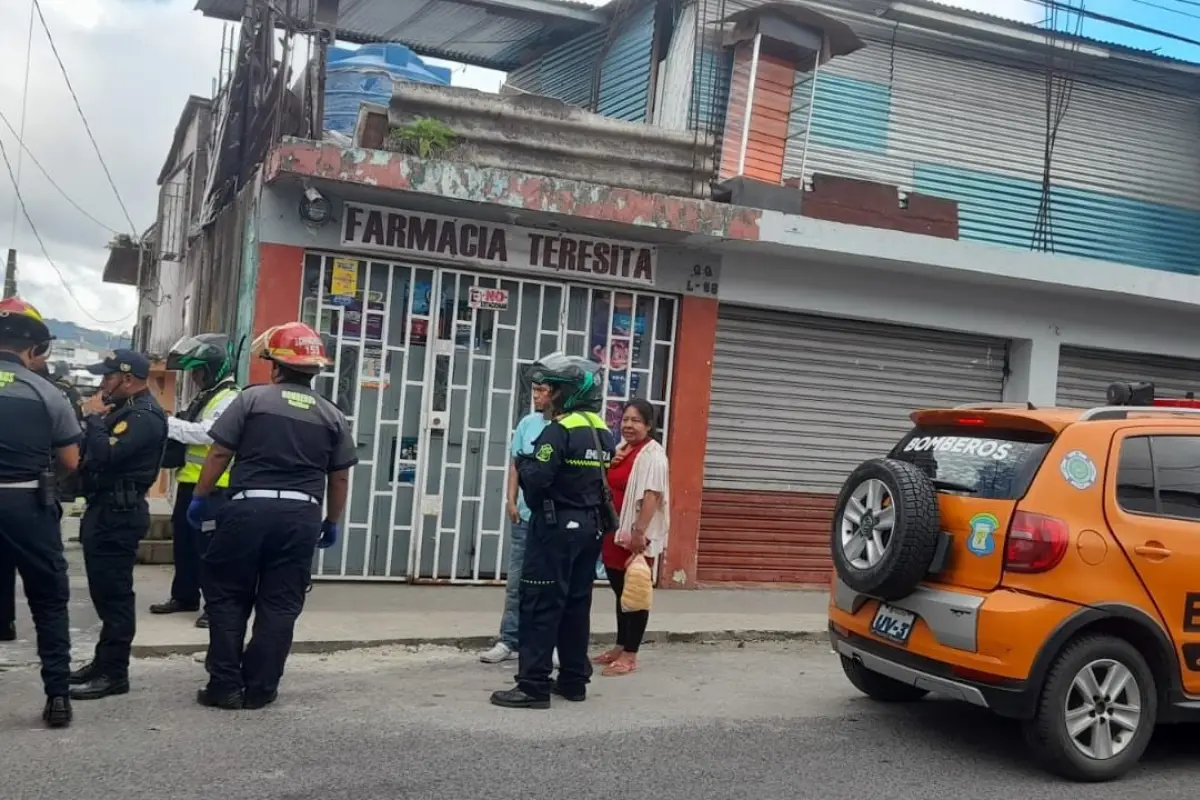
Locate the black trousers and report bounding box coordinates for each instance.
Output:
[202,498,320,698]
[606,567,650,653]
[0,557,14,629]
[81,497,149,679]
[516,509,602,700]
[0,491,71,695]
[169,482,203,607]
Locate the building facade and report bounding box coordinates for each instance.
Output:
[192,0,1200,588]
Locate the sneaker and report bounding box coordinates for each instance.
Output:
[480,642,517,664]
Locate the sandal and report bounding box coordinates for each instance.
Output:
[601,660,637,677]
[592,650,622,665]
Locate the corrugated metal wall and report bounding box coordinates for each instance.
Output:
[705,306,1009,493]
[1057,346,1200,409]
[505,1,656,123]
[779,15,1200,273]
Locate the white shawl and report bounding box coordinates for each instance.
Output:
[616,438,670,558]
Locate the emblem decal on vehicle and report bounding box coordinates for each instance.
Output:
[966,512,999,557]
[1059,450,1097,490]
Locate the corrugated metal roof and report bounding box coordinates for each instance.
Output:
[194,0,609,71]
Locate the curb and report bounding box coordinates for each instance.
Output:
[127,627,829,659]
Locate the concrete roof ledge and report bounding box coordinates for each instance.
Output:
[759,210,1200,310]
[265,138,762,240]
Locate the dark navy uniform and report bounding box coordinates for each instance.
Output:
[73,381,168,696]
[0,352,83,696]
[511,410,615,702]
[201,382,357,704]
[1,369,82,640]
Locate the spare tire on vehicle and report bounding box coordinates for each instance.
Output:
[830,458,941,600]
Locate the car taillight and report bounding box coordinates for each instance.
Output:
[1004,511,1069,573]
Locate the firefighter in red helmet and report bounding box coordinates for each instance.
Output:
[0,296,81,727]
[189,322,357,710]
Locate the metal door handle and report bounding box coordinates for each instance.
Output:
[1134,543,1172,559]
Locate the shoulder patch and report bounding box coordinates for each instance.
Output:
[108,437,119,446]
[535,443,554,463]
[112,421,128,435]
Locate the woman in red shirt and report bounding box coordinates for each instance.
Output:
[593,398,670,676]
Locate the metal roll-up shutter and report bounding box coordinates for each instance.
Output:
[1057,346,1200,409]
[698,307,1008,584]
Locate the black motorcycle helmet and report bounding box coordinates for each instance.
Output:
[166,333,234,391]
[526,352,604,413]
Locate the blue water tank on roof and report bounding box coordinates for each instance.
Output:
[323,43,453,137]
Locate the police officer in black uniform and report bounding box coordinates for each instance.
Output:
[1,341,83,642]
[0,296,81,727]
[490,352,616,710]
[190,321,356,710]
[70,349,169,701]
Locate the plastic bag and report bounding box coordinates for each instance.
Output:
[620,556,653,613]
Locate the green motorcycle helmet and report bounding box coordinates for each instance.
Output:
[527,352,603,413]
[167,333,234,390]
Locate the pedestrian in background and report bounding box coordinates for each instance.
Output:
[593,398,670,677]
[0,297,81,727]
[71,350,169,701]
[479,380,550,665]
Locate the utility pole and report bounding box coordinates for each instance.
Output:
[3,248,16,299]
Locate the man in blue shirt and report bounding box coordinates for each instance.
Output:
[480,381,550,664]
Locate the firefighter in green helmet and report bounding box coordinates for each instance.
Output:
[490,352,618,710]
[149,333,242,628]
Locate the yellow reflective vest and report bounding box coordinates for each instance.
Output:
[176,385,240,486]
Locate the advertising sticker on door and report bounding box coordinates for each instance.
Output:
[341,202,658,288]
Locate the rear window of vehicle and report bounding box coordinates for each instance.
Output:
[888,426,1056,500]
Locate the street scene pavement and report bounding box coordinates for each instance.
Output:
[4,640,1200,799]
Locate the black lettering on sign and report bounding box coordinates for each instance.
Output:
[1183,644,1200,672]
[1185,593,1200,632]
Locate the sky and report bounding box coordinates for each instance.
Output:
[0,0,1198,334]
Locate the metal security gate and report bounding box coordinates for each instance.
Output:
[300,252,678,582]
[697,306,1008,583]
[1057,346,1200,408]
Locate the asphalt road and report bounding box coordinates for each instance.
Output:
[2,640,1200,799]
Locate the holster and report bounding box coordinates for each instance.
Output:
[36,469,58,509]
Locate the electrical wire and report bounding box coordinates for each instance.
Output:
[9,0,35,244]
[0,134,134,326]
[30,0,138,237]
[0,109,122,235]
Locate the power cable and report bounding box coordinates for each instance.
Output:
[9,0,35,244]
[0,134,134,326]
[0,109,122,235]
[31,0,139,237]
[1127,0,1200,20]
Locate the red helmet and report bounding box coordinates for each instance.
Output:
[0,296,52,344]
[252,321,329,373]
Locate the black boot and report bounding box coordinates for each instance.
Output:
[194,612,209,629]
[242,689,278,710]
[42,695,72,728]
[68,662,99,686]
[0,620,15,642]
[149,598,200,615]
[196,686,244,710]
[70,675,130,701]
[551,682,586,702]
[489,688,550,709]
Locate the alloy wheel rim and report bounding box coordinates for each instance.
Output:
[1064,658,1142,761]
[839,478,895,569]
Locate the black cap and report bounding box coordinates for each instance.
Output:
[86,349,150,380]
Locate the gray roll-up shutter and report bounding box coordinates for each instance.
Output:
[1057,346,1200,408]
[704,307,1009,494]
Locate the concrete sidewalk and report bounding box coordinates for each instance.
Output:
[130,565,832,656]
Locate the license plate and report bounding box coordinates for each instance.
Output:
[870,603,916,645]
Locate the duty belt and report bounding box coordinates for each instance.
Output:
[232,489,320,505]
[0,480,38,489]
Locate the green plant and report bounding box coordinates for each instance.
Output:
[387,117,456,159]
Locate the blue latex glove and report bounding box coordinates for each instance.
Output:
[186,496,208,530]
[317,520,338,550]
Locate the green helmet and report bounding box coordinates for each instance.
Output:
[527,352,603,413]
[167,333,233,390]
